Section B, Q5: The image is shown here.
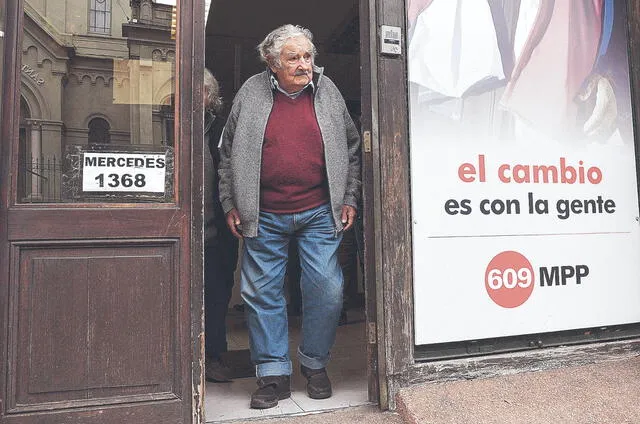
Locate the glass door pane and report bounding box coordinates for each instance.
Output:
[17,0,178,204]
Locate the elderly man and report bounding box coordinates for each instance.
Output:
[218,24,361,409]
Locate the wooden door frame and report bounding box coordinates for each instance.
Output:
[200,0,387,412]
[368,0,413,411]
[370,0,640,411]
[188,0,207,421]
[359,0,385,408]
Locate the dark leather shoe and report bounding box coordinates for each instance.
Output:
[301,365,332,399]
[250,375,291,409]
[205,357,232,383]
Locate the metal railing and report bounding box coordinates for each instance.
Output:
[18,155,63,203]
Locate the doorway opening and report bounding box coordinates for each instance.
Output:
[204,0,369,421]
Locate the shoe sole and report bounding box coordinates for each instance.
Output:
[250,391,291,409]
[308,389,332,400]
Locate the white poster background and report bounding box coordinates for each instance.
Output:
[408,1,640,345]
[413,226,640,345]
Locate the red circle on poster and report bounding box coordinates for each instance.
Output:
[485,251,535,308]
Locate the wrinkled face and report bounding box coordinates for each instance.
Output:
[270,36,314,94]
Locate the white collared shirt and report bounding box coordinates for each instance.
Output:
[269,73,314,99]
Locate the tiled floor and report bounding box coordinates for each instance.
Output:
[205,309,370,423]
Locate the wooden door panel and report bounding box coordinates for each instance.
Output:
[7,208,187,240]
[88,254,173,394]
[22,256,88,399]
[8,242,178,414]
[1,402,183,424]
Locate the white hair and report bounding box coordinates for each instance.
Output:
[257,24,317,69]
[204,68,223,113]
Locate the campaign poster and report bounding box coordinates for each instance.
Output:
[407,0,640,345]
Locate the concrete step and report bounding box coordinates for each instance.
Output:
[228,405,404,424]
[395,356,640,424]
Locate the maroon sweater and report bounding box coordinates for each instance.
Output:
[260,90,330,213]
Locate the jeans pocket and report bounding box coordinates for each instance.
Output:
[307,204,338,236]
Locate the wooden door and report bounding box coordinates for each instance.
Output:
[0,0,206,422]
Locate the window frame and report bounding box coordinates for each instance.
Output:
[88,0,112,35]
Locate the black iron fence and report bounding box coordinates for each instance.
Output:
[18,155,63,203]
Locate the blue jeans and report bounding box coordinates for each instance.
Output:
[240,203,344,378]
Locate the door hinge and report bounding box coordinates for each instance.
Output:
[368,322,377,344]
[363,131,372,153]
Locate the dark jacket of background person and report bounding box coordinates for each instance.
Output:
[204,111,229,247]
[204,109,239,363]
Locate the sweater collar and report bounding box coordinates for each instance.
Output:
[269,72,313,99]
[267,65,325,98]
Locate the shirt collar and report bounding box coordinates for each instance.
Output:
[269,72,314,99]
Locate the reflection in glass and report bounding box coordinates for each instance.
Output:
[89,0,112,34]
[88,118,111,144]
[18,0,177,203]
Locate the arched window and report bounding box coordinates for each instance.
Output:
[88,117,111,144]
[89,0,111,34]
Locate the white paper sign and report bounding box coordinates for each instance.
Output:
[82,152,167,193]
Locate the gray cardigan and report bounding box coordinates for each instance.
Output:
[218,67,361,238]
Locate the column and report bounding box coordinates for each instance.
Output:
[27,119,43,201]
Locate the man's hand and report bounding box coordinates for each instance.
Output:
[341,205,357,231]
[226,208,243,239]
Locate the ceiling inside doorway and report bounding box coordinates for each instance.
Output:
[206,0,359,53]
